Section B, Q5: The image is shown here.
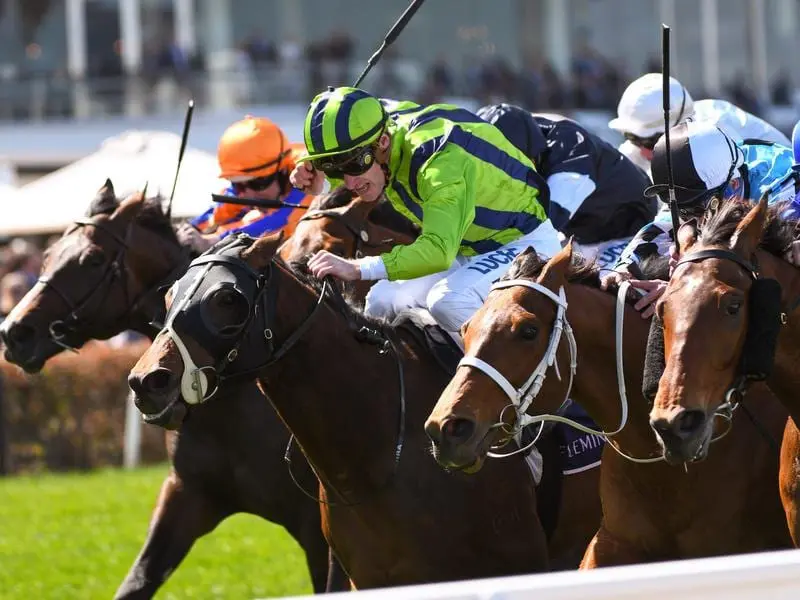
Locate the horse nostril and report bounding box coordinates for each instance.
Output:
[441,418,476,445]
[138,368,174,396]
[5,323,34,348]
[651,409,707,443]
[674,409,707,439]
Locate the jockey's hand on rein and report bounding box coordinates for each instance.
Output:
[307,250,361,281]
[599,269,631,291]
[784,240,800,267]
[628,279,666,319]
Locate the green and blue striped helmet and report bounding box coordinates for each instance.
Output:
[299,87,388,162]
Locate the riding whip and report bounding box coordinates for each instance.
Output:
[661,24,682,253]
[353,0,427,88]
[166,99,195,220]
[212,0,428,209]
[209,193,310,211]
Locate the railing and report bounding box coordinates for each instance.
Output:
[0,59,429,123]
[275,548,800,600]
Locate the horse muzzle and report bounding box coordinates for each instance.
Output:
[650,408,712,466]
[128,367,189,430]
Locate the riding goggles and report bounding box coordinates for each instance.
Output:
[311,144,377,179]
[231,172,281,193]
[623,132,662,150]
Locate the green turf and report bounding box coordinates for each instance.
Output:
[0,464,312,599]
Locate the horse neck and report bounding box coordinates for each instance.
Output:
[758,249,800,424]
[124,222,189,336]
[564,282,663,458]
[256,269,411,499]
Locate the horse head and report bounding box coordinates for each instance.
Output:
[0,178,189,372]
[425,243,579,472]
[649,196,791,464]
[127,232,288,429]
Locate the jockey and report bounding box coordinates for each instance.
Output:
[476,103,656,268]
[176,116,312,253]
[609,73,790,175]
[600,120,800,316]
[291,86,563,336]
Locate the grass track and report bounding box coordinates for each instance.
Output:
[0,464,311,599]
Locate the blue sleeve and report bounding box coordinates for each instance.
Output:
[218,188,308,239]
[190,206,214,228]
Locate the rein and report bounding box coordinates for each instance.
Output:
[298,208,397,258]
[37,216,191,351]
[162,239,407,506]
[458,278,733,465]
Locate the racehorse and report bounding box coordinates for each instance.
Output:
[647,197,800,545]
[0,180,414,597]
[424,242,792,567]
[127,232,553,589]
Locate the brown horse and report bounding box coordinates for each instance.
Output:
[425,242,792,567]
[0,181,413,597]
[648,197,800,545]
[128,233,552,588]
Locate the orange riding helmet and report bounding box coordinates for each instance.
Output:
[217,116,299,189]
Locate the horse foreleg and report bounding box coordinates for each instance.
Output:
[779,418,800,547]
[113,470,226,599]
[579,525,647,569]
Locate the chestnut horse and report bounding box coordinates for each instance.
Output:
[425,243,792,567]
[128,233,552,588]
[0,180,413,597]
[648,197,800,545]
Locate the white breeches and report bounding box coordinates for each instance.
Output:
[364,219,563,334]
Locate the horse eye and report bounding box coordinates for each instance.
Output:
[725,301,742,316]
[519,324,538,340]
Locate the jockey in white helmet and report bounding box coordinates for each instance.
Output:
[608,73,790,176]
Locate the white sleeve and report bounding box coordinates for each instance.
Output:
[546,172,597,221]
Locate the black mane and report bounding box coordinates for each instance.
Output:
[500,246,669,289]
[698,197,798,257]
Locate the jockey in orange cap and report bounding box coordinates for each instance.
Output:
[176,116,313,253]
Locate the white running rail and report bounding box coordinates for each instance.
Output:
[272,548,800,600]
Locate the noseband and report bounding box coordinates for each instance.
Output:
[298,209,395,258]
[37,217,190,351]
[160,233,407,505]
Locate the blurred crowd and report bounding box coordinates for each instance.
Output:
[0,238,46,324]
[0,28,786,122]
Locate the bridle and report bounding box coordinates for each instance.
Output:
[673,247,798,409]
[457,278,734,465]
[297,208,397,258]
[159,234,406,505]
[36,216,191,351]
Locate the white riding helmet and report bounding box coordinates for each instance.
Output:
[608,73,695,138]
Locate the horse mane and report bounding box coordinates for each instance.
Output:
[286,263,386,325]
[111,192,179,244]
[368,200,421,239]
[308,185,421,239]
[698,197,799,257]
[310,185,356,210]
[500,247,669,290]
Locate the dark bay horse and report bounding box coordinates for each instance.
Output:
[648,197,800,545]
[425,242,792,567]
[128,233,551,588]
[0,180,413,597]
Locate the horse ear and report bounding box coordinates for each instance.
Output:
[538,239,573,287]
[87,178,119,216]
[676,219,699,254]
[241,231,285,271]
[730,195,768,256]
